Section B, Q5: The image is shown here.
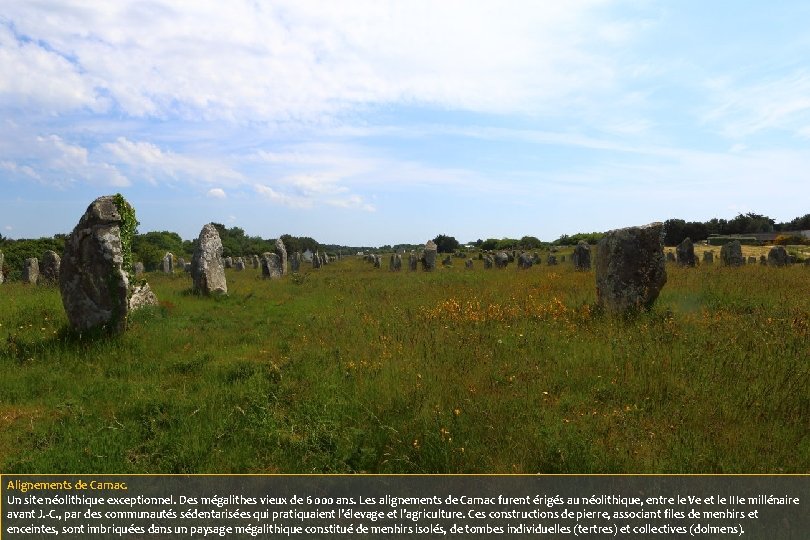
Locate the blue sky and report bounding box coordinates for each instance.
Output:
[2,1,809,245]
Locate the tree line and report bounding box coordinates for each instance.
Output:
[2,212,807,277]
[663,212,810,246]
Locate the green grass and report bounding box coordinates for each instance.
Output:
[1,258,808,473]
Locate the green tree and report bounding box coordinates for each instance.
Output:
[519,236,542,249]
[432,234,460,253]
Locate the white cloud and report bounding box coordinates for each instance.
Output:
[1,1,626,121]
[207,188,226,199]
[1,134,129,187]
[702,71,810,138]
[326,195,376,212]
[101,137,243,185]
[1,160,41,180]
[253,184,313,209]
[0,24,103,112]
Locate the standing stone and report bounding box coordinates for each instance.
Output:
[442,255,452,267]
[274,239,288,275]
[312,252,321,269]
[41,250,61,284]
[517,253,533,269]
[408,253,418,271]
[767,246,790,267]
[23,258,39,284]
[676,237,696,267]
[177,257,186,269]
[531,253,541,265]
[572,241,591,271]
[483,255,494,269]
[720,241,744,267]
[702,251,714,265]
[252,255,260,269]
[494,252,509,268]
[390,253,402,271]
[223,256,233,269]
[129,282,158,311]
[60,195,133,332]
[162,252,174,274]
[290,252,301,273]
[0,250,4,284]
[422,240,437,271]
[747,256,756,265]
[235,257,246,271]
[547,255,557,266]
[759,255,767,265]
[666,251,676,263]
[133,261,145,276]
[262,252,283,278]
[595,222,667,314]
[191,223,227,295]
[465,258,474,269]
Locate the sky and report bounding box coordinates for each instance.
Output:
[2,1,810,246]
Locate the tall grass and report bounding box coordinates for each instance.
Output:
[1,257,807,473]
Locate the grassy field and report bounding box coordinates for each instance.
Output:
[1,254,808,474]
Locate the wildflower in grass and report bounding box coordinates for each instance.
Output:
[453,408,461,416]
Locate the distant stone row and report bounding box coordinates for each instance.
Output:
[666,238,796,267]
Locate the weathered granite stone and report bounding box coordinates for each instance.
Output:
[129,282,159,311]
[547,255,557,266]
[60,195,131,332]
[23,258,39,284]
[666,251,676,263]
[720,241,744,267]
[312,252,321,269]
[408,253,418,271]
[595,222,667,314]
[483,255,493,269]
[262,252,283,278]
[746,256,756,265]
[517,253,533,269]
[275,239,288,275]
[531,253,541,265]
[177,257,186,269]
[252,255,260,269]
[767,246,790,267]
[422,240,437,271]
[572,241,591,271]
[759,255,767,265]
[390,253,402,271]
[702,251,714,264]
[676,237,696,267]
[235,257,245,271]
[494,252,509,268]
[134,261,145,276]
[162,252,174,274]
[191,223,227,295]
[465,258,474,269]
[290,251,301,273]
[442,255,452,267]
[41,250,61,284]
[223,256,233,269]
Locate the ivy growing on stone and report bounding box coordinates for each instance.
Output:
[113,193,139,283]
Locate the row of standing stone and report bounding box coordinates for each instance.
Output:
[668,238,795,267]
